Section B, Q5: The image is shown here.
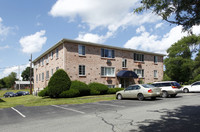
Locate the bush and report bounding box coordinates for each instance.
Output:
[107,88,124,94]
[88,82,108,95]
[59,89,80,98]
[38,87,49,97]
[48,69,71,98]
[70,80,90,96]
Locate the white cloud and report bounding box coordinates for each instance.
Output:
[49,0,161,41]
[0,45,9,50]
[136,26,146,34]
[155,23,163,29]
[0,17,11,41]
[124,25,200,54]
[19,30,47,54]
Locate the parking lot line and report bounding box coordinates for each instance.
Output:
[11,107,26,118]
[94,102,125,108]
[51,105,85,114]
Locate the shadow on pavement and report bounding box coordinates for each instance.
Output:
[130,105,200,132]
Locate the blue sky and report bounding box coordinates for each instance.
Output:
[0,0,200,79]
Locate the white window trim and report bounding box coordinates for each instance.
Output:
[122,58,127,68]
[79,65,86,76]
[154,70,158,78]
[101,67,115,77]
[134,69,144,78]
[78,45,86,56]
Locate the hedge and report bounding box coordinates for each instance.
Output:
[88,82,108,95]
[38,87,49,97]
[48,69,71,98]
[70,80,90,96]
[59,89,80,98]
[107,88,124,94]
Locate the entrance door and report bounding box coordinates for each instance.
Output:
[120,78,130,88]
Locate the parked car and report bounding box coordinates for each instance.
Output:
[116,84,161,101]
[182,81,200,93]
[4,92,16,97]
[23,91,30,95]
[15,91,26,96]
[152,81,182,98]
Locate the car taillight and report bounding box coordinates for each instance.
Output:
[148,89,153,93]
[172,86,177,88]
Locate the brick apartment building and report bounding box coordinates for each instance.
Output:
[33,39,165,92]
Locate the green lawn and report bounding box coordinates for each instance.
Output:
[0,90,116,108]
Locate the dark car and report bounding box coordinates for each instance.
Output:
[4,92,16,97]
[16,91,26,96]
[23,91,30,95]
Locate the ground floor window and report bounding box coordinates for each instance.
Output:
[154,70,158,78]
[101,67,115,77]
[46,71,49,80]
[79,65,85,76]
[107,85,115,88]
[134,69,144,78]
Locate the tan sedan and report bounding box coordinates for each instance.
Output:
[116,84,161,101]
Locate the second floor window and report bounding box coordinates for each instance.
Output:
[42,73,44,81]
[46,71,49,80]
[51,51,53,59]
[78,45,85,55]
[134,53,144,62]
[79,65,85,76]
[154,56,158,64]
[101,67,115,76]
[101,48,115,58]
[56,48,59,58]
[122,58,127,68]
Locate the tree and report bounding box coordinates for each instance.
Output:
[164,35,200,83]
[3,72,17,88]
[0,79,6,88]
[135,0,200,32]
[21,67,33,81]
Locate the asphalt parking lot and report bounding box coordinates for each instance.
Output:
[1,93,200,132]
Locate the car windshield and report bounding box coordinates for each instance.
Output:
[142,84,155,88]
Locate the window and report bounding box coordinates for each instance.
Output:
[56,48,59,58]
[154,70,158,78]
[46,54,49,64]
[38,60,40,66]
[46,71,49,80]
[154,56,158,64]
[51,69,54,76]
[42,73,44,81]
[101,67,115,77]
[134,69,144,78]
[56,67,59,71]
[78,45,85,55]
[42,57,44,66]
[51,51,53,59]
[79,65,85,76]
[101,48,115,58]
[122,58,127,68]
[134,53,144,62]
[107,85,115,88]
[36,75,38,83]
[39,74,41,81]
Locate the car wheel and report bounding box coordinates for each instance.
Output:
[116,94,123,100]
[183,88,189,93]
[171,94,177,98]
[162,91,168,98]
[151,97,156,100]
[137,93,144,101]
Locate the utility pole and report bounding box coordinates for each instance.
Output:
[18,65,21,90]
[29,54,32,94]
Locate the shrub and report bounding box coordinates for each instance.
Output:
[38,87,49,97]
[70,80,90,96]
[59,89,80,98]
[107,88,124,94]
[48,69,71,98]
[88,82,108,95]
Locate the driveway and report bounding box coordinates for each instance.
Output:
[1,93,200,132]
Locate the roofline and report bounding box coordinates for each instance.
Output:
[33,38,166,63]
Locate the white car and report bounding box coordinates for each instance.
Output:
[182,81,200,93]
[116,84,161,101]
[152,81,182,98]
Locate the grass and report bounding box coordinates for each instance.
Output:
[0,90,116,108]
